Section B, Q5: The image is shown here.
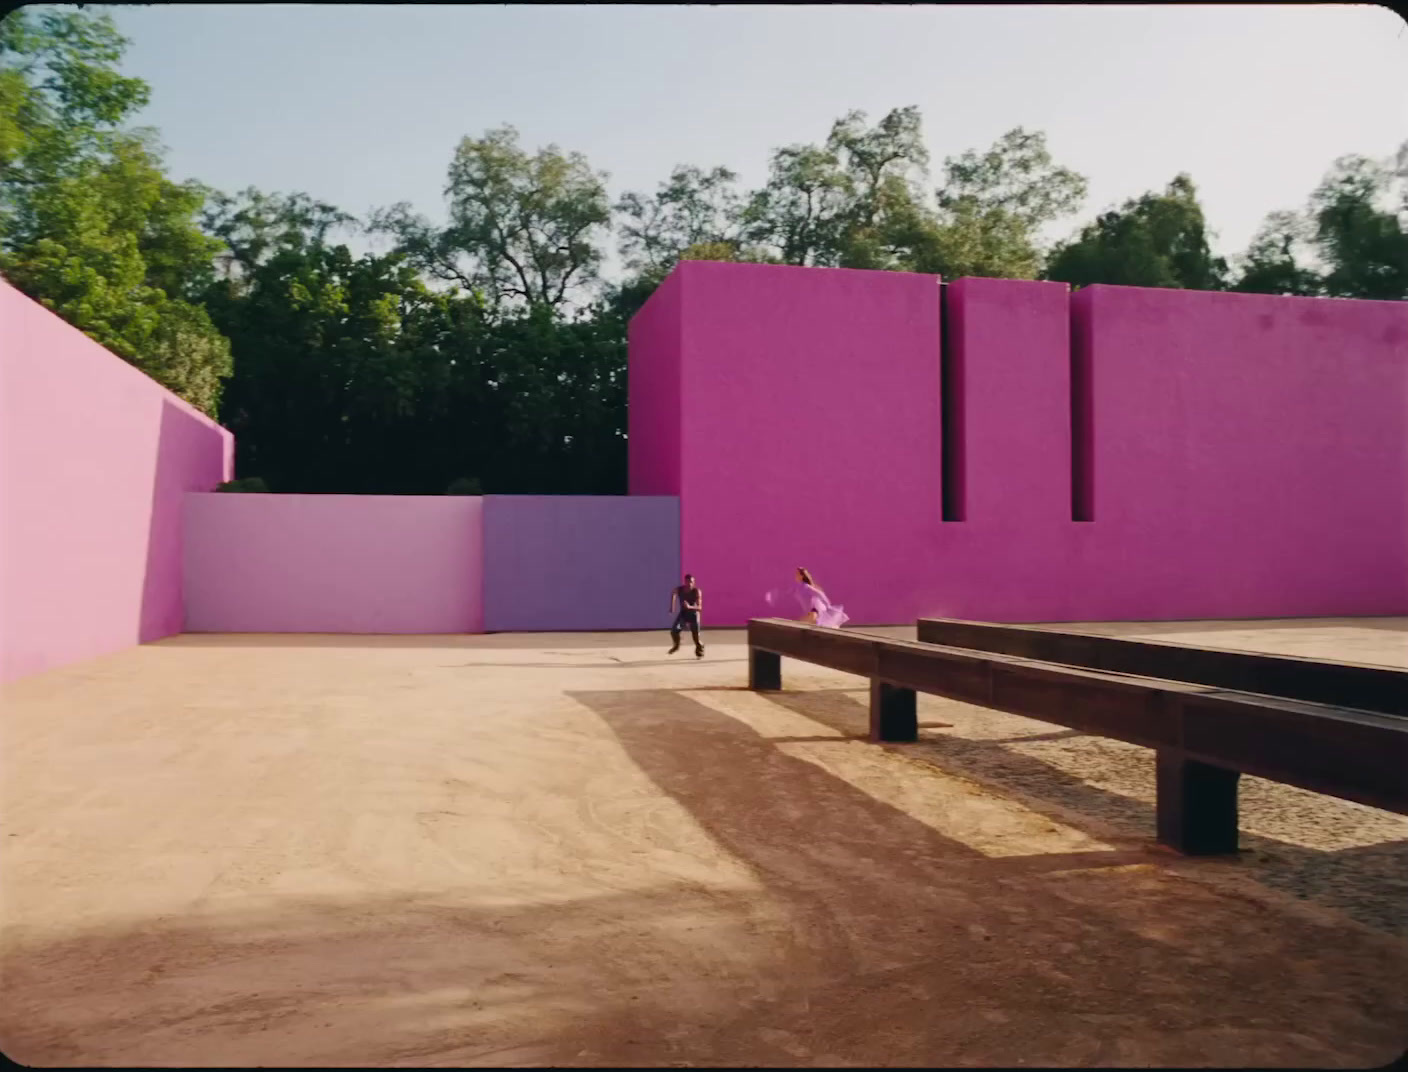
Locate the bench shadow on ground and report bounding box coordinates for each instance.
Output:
[748,686,1408,939]
[563,686,1407,1067]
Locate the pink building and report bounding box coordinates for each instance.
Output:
[628,261,1408,626]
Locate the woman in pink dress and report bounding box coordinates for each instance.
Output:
[795,567,850,629]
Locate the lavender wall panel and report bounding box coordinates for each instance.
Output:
[483,496,681,632]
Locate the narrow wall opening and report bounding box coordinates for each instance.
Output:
[1070,291,1094,522]
[940,281,966,521]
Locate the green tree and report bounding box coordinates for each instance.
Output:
[1045,174,1227,290]
[203,219,456,492]
[2,130,231,413]
[1229,209,1323,297]
[825,106,935,271]
[736,115,1086,280]
[616,163,750,279]
[740,142,851,267]
[1307,150,1408,300]
[0,7,231,415]
[0,7,150,191]
[464,302,626,494]
[372,124,611,311]
[1229,143,1408,300]
[918,127,1087,280]
[201,185,356,283]
[201,182,628,497]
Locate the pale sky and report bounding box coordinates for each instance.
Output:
[100,2,1408,277]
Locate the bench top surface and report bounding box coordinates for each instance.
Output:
[747,618,1408,732]
[917,617,1408,675]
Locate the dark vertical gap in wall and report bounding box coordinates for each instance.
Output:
[1070,291,1094,522]
[940,282,966,521]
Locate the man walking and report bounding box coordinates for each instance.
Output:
[669,573,704,658]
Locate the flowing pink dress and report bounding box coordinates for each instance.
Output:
[798,582,850,629]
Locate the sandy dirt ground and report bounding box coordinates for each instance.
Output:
[1,619,1405,1068]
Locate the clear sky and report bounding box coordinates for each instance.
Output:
[103,2,1408,276]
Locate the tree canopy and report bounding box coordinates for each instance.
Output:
[2,6,1402,495]
[0,8,230,413]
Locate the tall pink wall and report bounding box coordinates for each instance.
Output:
[668,261,945,624]
[0,280,233,683]
[946,276,1073,527]
[938,276,1086,621]
[628,270,682,497]
[183,494,484,633]
[629,261,1408,625]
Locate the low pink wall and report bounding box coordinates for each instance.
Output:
[0,279,233,683]
[630,261,1408,625]
[183,494,484,633]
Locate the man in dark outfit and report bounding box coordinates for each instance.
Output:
[669,573,704,658]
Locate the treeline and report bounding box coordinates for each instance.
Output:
[3,9,1405,494]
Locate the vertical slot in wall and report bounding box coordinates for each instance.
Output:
[1070,292,1094,521]
[940,281,965,521]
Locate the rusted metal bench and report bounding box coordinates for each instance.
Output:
[746,618,1408,856]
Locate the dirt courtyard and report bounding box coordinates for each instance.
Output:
[2,619,1406,1067]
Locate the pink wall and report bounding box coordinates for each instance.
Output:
[629,261,1408,625]
[0,280,233,683]
[937,276,1086,621]
[666,261,946,624]
[628,271,682,497]
[183,494,484,633]
[945,276,1073,527]
[1068,285,1408,619]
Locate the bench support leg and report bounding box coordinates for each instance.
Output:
[1155,750,1240,855]
[870,681,918,742]
[749,648,782,691]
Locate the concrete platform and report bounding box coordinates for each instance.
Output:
[2,620,1405,1067]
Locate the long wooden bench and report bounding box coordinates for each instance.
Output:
[746,618,1408,856]
[916,617,1408,717]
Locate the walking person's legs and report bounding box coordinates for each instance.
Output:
[669,611,684,654]
[689,612,703,657]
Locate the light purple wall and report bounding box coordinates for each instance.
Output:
[0,279,233,683]
[482,495,680,631]
[630,261,1408,626]
[183,494,484,633]
[628,271,682,497]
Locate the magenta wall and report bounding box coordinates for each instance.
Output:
[667,261,945,625]
[628,261,1408,625]
[183,494,484,634]
[0,279,234,683]
[1070,285,1408,619]
[628,271,682,497]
